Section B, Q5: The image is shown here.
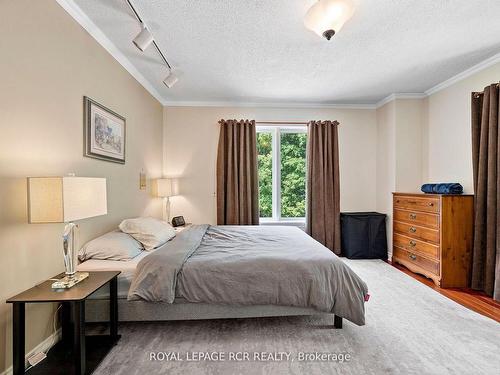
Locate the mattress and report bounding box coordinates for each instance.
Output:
[129,225,368,325]
[77,250,153,299]
[78,225,367,326]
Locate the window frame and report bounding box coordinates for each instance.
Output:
[256,125,307,223]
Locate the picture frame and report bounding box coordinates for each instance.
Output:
[84,96,126,164]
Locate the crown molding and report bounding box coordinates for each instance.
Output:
[375,93,427,109]
[56,0,165,104]
[162,100,377,109]
[425,52,500,96]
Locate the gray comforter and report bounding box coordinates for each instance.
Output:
[128,225,369,325]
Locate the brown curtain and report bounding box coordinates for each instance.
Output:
[306,120,341,254]
[471,83,500,301]
[216,119,259,225]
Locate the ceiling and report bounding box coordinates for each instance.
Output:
[70,0,500,106]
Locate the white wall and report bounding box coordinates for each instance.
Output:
[423,62,500,193]
[163,106,378,225]
[395,99,424,192]
[376,101,396,252]
[0,1,163,372]
[375,99,425,256]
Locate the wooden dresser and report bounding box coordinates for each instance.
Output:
[392,193,474,288]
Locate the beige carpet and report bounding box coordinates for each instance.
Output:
[93,260,500,375]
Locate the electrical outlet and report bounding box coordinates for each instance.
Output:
[28,352,46,367]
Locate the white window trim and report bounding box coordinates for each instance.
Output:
[257,125,307,224]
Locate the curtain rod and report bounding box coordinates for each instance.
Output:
[255,121,340,126]
[472,83,500,97]
[256,121,309,125]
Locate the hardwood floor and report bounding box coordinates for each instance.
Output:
[391,262,500,323]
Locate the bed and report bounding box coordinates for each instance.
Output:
[78,225,369,328]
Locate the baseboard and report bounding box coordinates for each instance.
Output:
[0,329,61,375]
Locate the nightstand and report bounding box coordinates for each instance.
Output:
[7,271,120,375]
[174,223,192,233]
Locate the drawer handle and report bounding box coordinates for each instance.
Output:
[409,240,417,247]
[409,213,417,220]
[409,227,417,233]
[428,202,434,206]
[409,254,417,260]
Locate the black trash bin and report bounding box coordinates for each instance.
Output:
[340,212,388,259]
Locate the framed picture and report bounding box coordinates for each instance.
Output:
[84,96,126,164]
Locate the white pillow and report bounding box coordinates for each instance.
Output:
[119,217,176,250]
[79,230,143,262]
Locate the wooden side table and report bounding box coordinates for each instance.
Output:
[7,271,121,375]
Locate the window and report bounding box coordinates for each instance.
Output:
[257,126,307,222]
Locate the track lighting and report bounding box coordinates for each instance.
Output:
[133,26,154,51]
[126,0,178,88]
[163,71,178,88]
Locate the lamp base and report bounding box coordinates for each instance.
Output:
[51,272,89,289]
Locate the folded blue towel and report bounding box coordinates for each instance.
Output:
[421,183,463,194]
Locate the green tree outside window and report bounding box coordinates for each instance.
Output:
[257,130,306,219]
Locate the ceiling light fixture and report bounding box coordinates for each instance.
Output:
[132,26,154,51]
[163,70,178,88]
[304,0,355,40]
[126,0,178,88]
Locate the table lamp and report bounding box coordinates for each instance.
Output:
[27,176,107,288]
[155,178,177,222]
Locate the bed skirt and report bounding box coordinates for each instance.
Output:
[85,298,334,323]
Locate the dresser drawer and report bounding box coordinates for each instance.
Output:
[393,247,440,276]
[393,233,439,259]
[394,195,439,214]
[393,221,440,244]
[393,208,439,229]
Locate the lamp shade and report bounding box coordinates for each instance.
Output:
[304,0,355,39]
[155,178,173,197]
[27,177,107,223]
